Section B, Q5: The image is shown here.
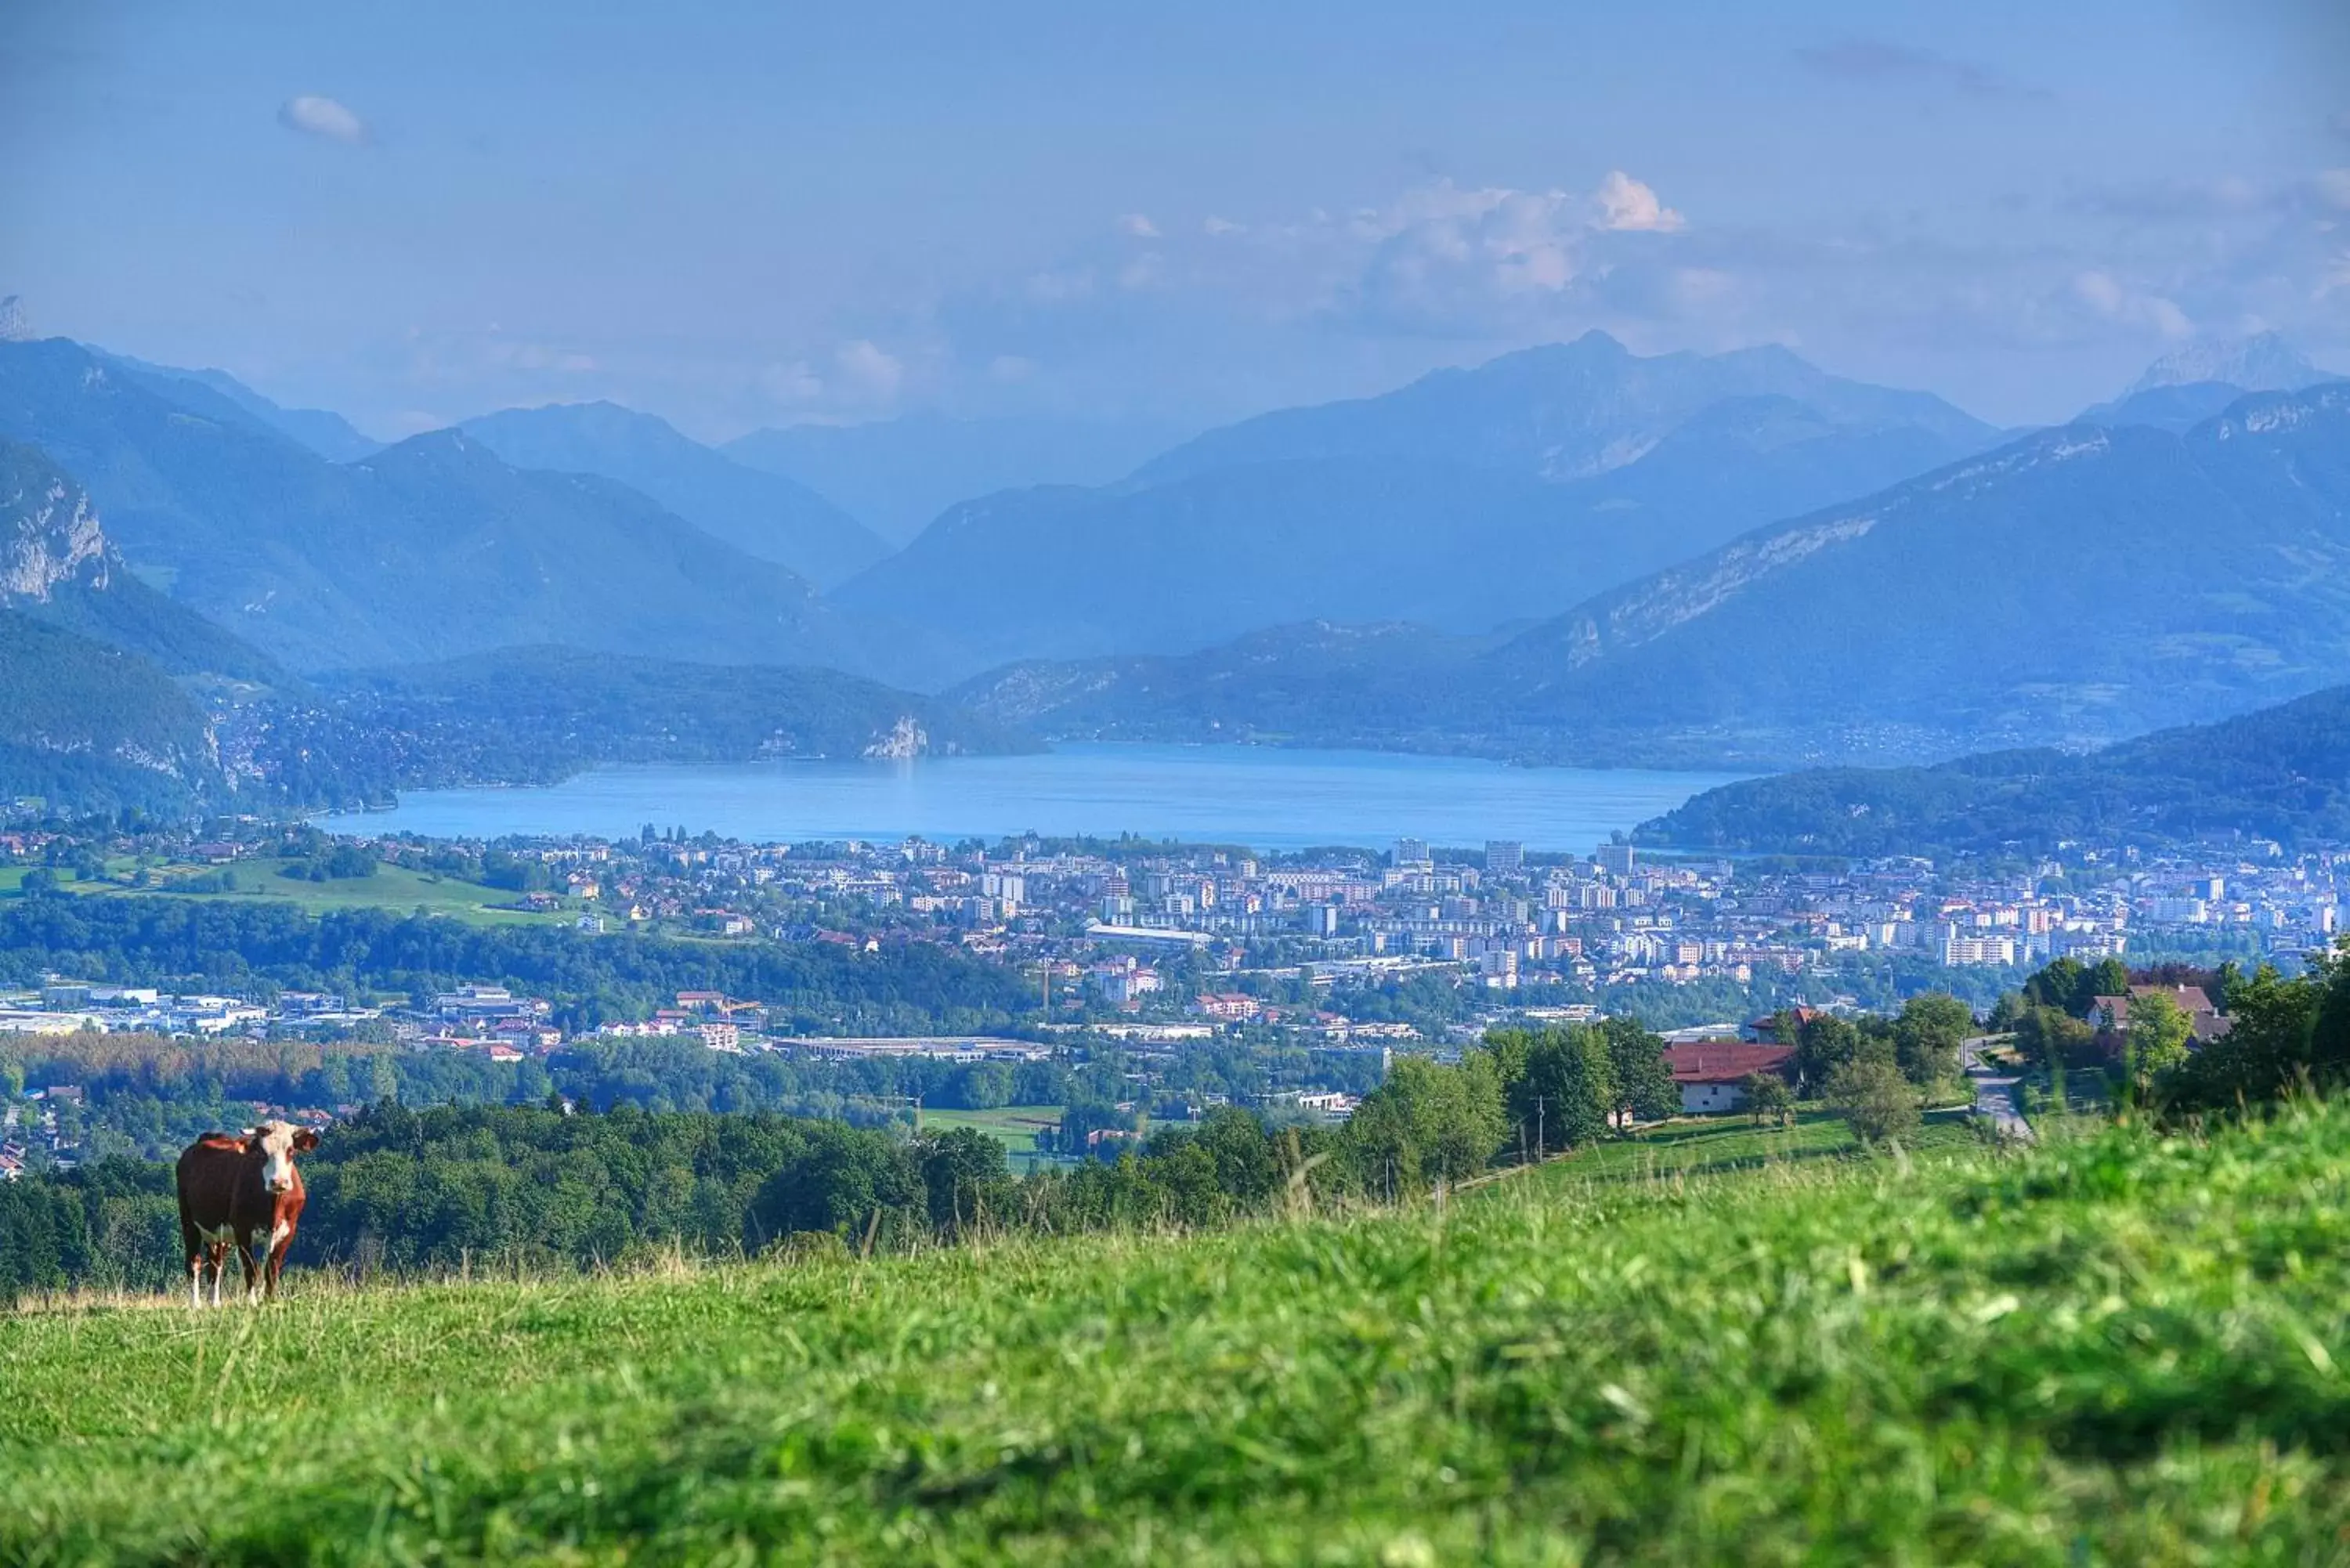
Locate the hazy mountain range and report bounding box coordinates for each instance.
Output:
[2072,330,2335,434]
[0,338,904,677]
[99,352,385,463]
[0,440,1025,815]
[725,413,1191,546]
[3,323,2348,815]
[460,401,890,587]
[961,379,2350,767]
[835,332,2005,674]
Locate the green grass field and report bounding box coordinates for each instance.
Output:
[1,858,565,927]
[8,1107,2350,1563]
[919,1104,1069,1172]
[1546,1106,1979,1183]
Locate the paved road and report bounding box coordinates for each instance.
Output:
[1962,1034,2034,1142]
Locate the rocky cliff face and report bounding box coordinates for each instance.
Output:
[0,439,110,602]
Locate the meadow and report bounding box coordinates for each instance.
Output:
[916,1102,1070,1172]
[5,1104,2348,1564]
[0,858,566,927]
[1559,1104,1977,1181]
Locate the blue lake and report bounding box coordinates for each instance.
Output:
[318,744,1747,854]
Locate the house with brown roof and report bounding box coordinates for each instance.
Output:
[1662,1042,1796,1114]
[2092,984,2232,1044]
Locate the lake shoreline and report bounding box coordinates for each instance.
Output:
[319,742,1748,854]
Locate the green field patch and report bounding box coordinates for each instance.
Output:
[82,858,566,927]
[1535,1104,1979,1185]
[921,1103,1070,1171]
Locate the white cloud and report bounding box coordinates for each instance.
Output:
[1116,213,1161,238]
[1337,173,1690,324]
[833,339,903,401]
[2316,169,2350,213]
[1202,215,1244,236]
[277,95,369,145]
[2071,269,2193,337]
[1595,171,1685,233]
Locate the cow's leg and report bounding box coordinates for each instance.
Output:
[236,1234,261,1304]
[263,1223,291,1300]
[182,1217,204,1309]
[208,1242,228,1307]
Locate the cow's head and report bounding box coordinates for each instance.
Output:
[243,1120,320,1194]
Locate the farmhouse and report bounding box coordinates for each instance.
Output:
[1661,1042,1796,1115]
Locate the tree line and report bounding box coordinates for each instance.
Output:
[0,1030,1398,1165]
[0,1017,1701,1298]
[1971,945,2350,1118]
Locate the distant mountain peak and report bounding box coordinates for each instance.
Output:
[356,426,509,479]
[1562,327,1631,355]
[2125,331,2329,397]
[456,399,891,587]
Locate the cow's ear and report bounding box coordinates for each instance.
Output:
[293,1129,320,1152]
[240,1128,258,1137]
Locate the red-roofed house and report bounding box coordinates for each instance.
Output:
[1662,1042,1796,1114]
[2092,984,2232,1044]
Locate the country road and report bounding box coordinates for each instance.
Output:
[1962,1034,2034,1142]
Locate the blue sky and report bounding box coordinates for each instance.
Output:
[3,0,2345,440]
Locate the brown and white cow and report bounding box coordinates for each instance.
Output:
[175,1121,317,1306]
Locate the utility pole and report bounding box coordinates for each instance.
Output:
[1535,1094,1546,1159]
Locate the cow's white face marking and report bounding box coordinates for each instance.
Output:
[250,1120,300,1194]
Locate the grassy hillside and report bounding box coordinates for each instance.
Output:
[9,1106,2350,1563]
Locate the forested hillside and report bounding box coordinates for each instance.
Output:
[251,645,1036,806]
[1642,681,2350,856]
[0,614,222,815]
